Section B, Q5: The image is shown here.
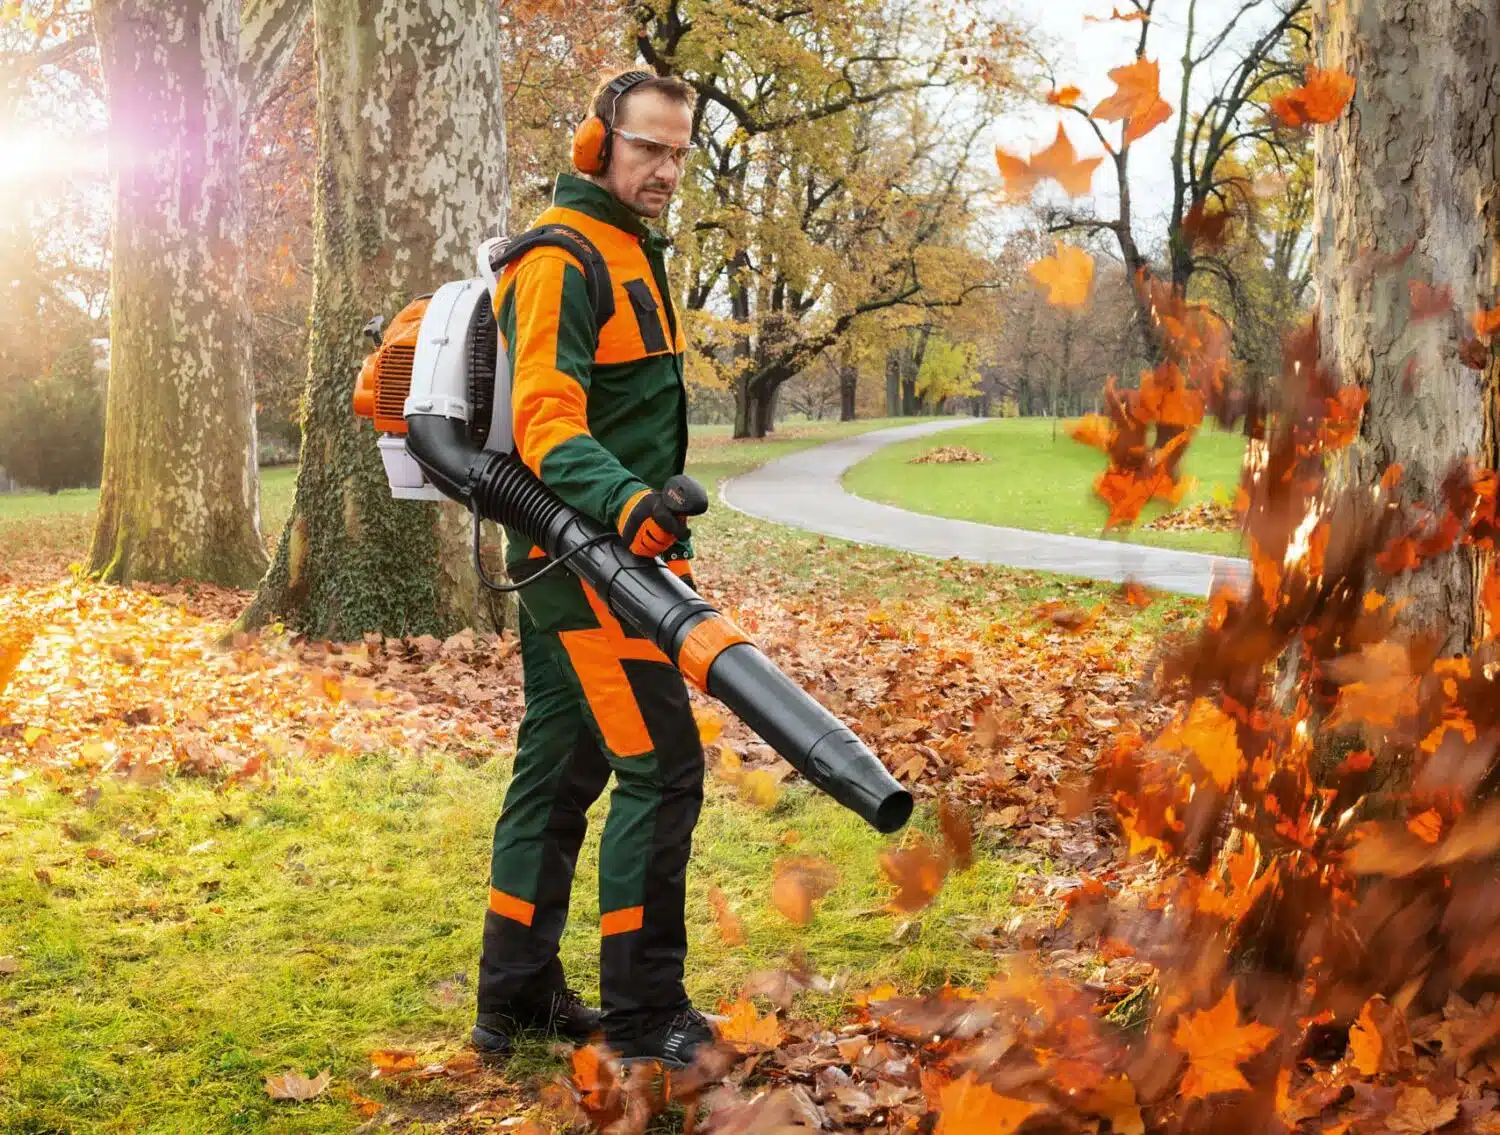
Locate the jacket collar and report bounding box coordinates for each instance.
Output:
[551,173,668,248]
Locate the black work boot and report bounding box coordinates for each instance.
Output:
[609,1006,717,1069]
[471,986,603,1059]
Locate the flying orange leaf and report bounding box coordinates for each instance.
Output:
[1028,124,1103,196]
[1160,697,1243,790]
[1092,57,1173,143]
[1406,808,1443,845]
[1028,242,1094,308]
[1068,413,1113,452]
[1085,6,1149,21]
[995,124,1101,199]
[1473,305,1500,343]
[708,885,745,945]
[1172,985,1279,1099]
[935,1073,1042,1135]
[1270,66,1355,126]
[771,856,838,924]
[695,707,724,746]
[716,995,784,1052]
[937,797,975,871]
[880,837,949,912]
[1409,280,1453,323]
[1084,1076,1144,1135]
[1346,995,1412,1076]
[1181,200,1233,250]
[1046,85,1083,107]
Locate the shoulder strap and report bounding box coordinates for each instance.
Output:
[488,224,615,330]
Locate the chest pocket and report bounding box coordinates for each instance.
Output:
[622,279,670,354]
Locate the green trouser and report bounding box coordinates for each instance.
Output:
[476,567,705,1031]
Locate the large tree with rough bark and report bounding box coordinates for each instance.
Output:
[237,0,508,639]
[1315,0,1500,653]
[87,0,309,586]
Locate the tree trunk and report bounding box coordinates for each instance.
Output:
[238,0,507,639]
[839,361,858,421]
[88,0,271,588]
[885,349,900,416]
[1315,0,1500,653]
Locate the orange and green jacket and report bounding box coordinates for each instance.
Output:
[496,173,690,573]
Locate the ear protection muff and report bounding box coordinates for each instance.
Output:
[571,69,653,175]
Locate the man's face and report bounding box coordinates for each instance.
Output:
[599,89,693,220]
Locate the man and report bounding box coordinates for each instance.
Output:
[471,69,715,1069]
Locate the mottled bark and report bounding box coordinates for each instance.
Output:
[240,0,311,122]
[1315,0,1500,653]
[238,0,507,639]
[89,0,271,588]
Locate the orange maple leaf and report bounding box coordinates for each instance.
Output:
[1172,985,1279,1099]
[994,124,1101,199]
[708,885,745,946]
[1046,85,1083,107]
[935,1073,1041,1135]
[1092,57,1173,144]
[1473,305,1500,343]
[879,837,949,912]
[1068,413,1113,452]
[1165,697,1243,791]
[1409,279,1454,322]
[770,856,838,924]
[1271,66,1355,126]
[1027,123,1103,196]
[1406,808,1443,845]
[1085,6,1149,22]
[716,995,784,1052]
[937,797,975,871]
[1029,242,1094,308]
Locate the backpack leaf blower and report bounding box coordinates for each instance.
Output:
[352,231,913,834]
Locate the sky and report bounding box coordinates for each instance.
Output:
[988,0,1295,255]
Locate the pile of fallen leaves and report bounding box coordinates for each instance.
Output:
[909,445,989,465]
[1144,500,1241,534]
[0,575,519,792]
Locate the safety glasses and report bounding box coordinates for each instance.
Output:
[615,128,696,167]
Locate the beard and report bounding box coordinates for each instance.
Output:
[629,183,674,218]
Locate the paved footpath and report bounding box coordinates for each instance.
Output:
[720,418,1250,598]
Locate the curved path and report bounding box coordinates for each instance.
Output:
[720,418,1250,598]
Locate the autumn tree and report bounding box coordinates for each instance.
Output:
[86,0,308,586]
[238,0,508,639]
[0,4,100,399]
[639,0,1017,437]
[1035,0,1310,355]
[1315,0,1500,650]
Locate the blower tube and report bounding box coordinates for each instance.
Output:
[405,416,913,834]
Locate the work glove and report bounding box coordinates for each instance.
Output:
[618,474,709,558]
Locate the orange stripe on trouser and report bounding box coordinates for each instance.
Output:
[558,585,672,758]
[600,906,644,936]
[489,887,536,926]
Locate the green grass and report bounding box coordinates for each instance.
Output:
[841,418,1248,558]
[0,753,1022,1134]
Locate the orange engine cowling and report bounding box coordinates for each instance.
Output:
[352,297,431,436]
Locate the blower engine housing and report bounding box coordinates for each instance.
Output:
[352,238,512,500]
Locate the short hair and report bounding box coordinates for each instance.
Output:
[591,70,695,127]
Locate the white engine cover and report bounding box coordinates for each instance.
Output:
[379,242,513,501]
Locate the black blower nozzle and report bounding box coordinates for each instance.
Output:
[404,417,913,834]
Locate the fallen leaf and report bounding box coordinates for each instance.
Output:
[1172,985,1279,1099]
[935,1073,1041,1135]
[1046,85,1083,107]
[1085,1075,1144,1135]
[1386,1086,1460,1134]
[265,1069,331,1101]
[717,995,785,1052]
[1029,242,1095,308]
[369,1049,422,1077]
[1473,305,1500,343]
[0,956,19,975]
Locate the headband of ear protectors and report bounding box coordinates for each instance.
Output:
[571,70,654,175]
